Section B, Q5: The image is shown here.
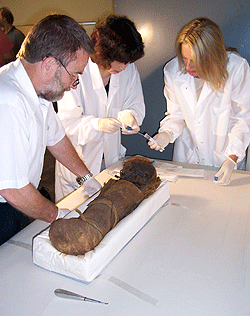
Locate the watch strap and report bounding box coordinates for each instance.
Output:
[76,172,93,186]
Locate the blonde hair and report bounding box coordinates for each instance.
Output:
[176,17,228,92]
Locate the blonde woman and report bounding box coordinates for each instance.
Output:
[148,17,250,185]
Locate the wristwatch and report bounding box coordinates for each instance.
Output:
[76,172,93,186]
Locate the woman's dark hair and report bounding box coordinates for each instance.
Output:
[0,7,14,25]
[18,14,94,66]
[91,15,144,69]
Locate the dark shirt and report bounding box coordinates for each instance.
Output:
[0,28,13,66]
[105,79,110,95]
[6,26,25,57]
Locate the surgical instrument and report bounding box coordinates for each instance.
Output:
[54,288,108,305]
[126,126,165,151]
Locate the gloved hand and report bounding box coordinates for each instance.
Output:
[148,130,173,152]
[56,208,70,220]
[98,118,122,133]
[214,157,236,186]
[120,112,140,134]
[81,176,102,199]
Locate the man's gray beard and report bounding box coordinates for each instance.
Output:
[38,70,65,102]
[38,90,65,102]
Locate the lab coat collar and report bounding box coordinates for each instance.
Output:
[89,58,119,89]
[179,73,213,112]
[88,59,104,90]
[88,58,120,106]
[13,58,41,114]
[179,74,197,114]
[197,81,212,105]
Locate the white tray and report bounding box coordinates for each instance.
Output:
[33,179,169,283]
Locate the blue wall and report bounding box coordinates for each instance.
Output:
[222,9,250,64]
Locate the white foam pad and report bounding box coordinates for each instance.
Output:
[33,180,169,282]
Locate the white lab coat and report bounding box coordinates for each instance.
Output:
[159,52,250,167]
[0,59,65,203]
[55,59,145,200]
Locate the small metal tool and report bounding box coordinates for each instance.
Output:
[54,289,108,305]
[126,126,165,151]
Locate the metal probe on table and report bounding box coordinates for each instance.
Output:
[125,126,165,151]
[54,289,108,305]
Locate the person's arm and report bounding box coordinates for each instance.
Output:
[214,55,250,185]
[159,63,186,137]
[48,135,102,196]
[148,61,185,151]
[228,154,238,163]
[224,56,250,163]
[117,64,145,133]
[0,183,58,223]
[0,135,99,223]
[47,135,90,177]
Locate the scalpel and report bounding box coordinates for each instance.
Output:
[54,289,108,305]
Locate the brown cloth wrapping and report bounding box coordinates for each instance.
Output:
[49,157,161,256]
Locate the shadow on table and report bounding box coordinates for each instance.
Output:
[230,176,250,187]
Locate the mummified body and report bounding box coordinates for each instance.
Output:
[49,157,161,255]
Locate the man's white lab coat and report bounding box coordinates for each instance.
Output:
[160,52,250,167]
[0,59,65,203]
[55,59,145,200]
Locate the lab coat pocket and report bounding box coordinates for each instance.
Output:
[173,128,197,163]
[211,105,230,137]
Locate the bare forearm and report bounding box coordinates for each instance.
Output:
[229,154,238,163]
[48,135,90,177]
[0,183,58,223]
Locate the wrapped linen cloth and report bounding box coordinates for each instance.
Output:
[49,156,161,256]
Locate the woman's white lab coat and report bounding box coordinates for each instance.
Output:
[55,59,145,200]
[159,52,250,167]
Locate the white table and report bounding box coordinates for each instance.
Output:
[1,159,250,316]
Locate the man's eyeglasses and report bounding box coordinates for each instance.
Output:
[56,58,80,87]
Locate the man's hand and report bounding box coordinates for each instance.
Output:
[81,176,102,199]
[56,208,70,220]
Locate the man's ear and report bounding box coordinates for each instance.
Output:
[41,56,58,78]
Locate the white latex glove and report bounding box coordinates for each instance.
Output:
[148,130,173,152]
[98,118,122,133]
[56,208,70,220]
[81,176,102,199]
[120,112,140,134]
[214,157,236,186]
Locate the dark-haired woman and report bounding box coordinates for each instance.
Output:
[55,15,145,200]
